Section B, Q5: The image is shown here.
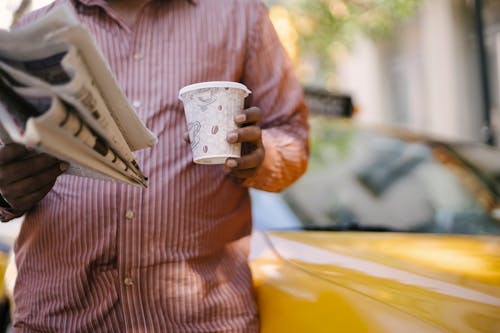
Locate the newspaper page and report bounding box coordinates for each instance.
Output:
[0,79,147,187]
[0,3,157,187]
[0,46,146,178]
[0,3,158,150]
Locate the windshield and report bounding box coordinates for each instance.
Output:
[252,118,500,235]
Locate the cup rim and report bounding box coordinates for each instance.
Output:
[178,81,251,98]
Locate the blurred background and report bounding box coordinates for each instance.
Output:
[2,0,499,145]
[263,0,500,146]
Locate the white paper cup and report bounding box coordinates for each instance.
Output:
[179,81,251,164]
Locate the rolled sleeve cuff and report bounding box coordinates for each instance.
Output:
[242,128,308,193]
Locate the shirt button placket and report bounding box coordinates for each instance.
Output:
[124,276,134,286]
[125,209,135,220]
[132,100,142,109]
[120,207,138,329]
[133,52,143,61]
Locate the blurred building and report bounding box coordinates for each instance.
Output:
[0,0,53,30]
[483,0,500,145]
[336,0,500,146]
[3,0,499,146]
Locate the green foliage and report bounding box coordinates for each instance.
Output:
[290,0,422,39]
[265,0,422,85]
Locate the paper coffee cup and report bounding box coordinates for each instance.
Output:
[179,81,251,164]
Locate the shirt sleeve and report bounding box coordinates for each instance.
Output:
[241,1,309,193]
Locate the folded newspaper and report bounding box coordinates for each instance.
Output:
[0,4,157,188]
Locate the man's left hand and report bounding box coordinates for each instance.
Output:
[224,107,265,180]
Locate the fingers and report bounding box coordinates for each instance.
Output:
[223,106,265,180]
[6,178,58,212]
[0,152,62,186]
[0,144,69,211]
[225,123,263,179]
[234,107,263,126]
[229,106,263,144]
[226,126,262,145]
[223,146,265,179]
[0,163,67,211]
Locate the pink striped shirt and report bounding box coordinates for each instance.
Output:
[8,0,308,331]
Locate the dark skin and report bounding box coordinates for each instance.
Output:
[223,107,265,179]
[0,145,68,212]
[0,107,264,213]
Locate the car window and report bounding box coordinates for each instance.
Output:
[257,118,500,235]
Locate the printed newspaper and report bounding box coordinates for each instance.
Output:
[0,4,157,188]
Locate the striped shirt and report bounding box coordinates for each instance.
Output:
[7,0,308,331]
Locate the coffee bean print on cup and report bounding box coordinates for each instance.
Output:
[188,121,201,149]
[211,125,219,135]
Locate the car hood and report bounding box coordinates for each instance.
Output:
[257,231,500,331]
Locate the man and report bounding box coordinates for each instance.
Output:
[0,0,309,331]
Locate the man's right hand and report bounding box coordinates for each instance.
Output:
[0,143,69,213]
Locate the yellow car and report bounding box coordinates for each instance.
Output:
[0,226,14,332]
[249,117,500,333]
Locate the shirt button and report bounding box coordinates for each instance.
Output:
[125,210,135,220]
[133,52,143,61]
[124,277,134,286]
[132,100,142,108]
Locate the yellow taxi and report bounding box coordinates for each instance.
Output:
[249,117,500,333]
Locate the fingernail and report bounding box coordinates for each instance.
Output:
[60,162,70,172]
[226,132,238,143]
[235,114,246,123]
[226,159,237,168]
